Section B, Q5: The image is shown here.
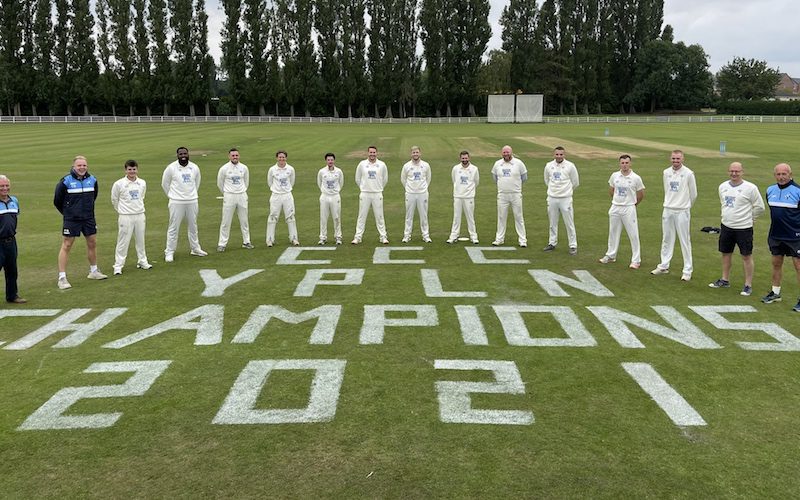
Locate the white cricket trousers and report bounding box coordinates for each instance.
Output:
[449,197,478,240]
[166,200,200,255]
[319,193,342,241]
[495,192,526,245]
[354,192,387,242]
[605,204,641,264]
[114,213,148,270]
[403,192,430,239]
[547,196,577,248]
[657,207,693,274]
[267,192,297,244]
[218,192,250,246]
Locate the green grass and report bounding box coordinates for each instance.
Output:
[1,121,800,497]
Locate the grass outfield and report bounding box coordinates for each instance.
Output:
[1,121,799,497]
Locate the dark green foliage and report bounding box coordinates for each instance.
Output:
[716,57,782,101]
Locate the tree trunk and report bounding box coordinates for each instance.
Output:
[290,103,295,117]
[374,103,379,118]
[31,104,37,116]
[468,103,476,117]
[14,102,22,116]
[130,104,135,116]
[259,104,265,116]
[333,104,339,118]
[384,104,393,119]
[83,104,90,116]
[205,102,211,116]
[111,104,117,116]
[236,103,241,117]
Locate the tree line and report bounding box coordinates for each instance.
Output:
[0,0,780,118]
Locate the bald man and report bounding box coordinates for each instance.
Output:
[761,163,800,312]
[491,145,527,247]
[708,162,764,296]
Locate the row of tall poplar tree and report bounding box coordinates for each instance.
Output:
[0,0,713,117]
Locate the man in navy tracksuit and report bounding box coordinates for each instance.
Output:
[761,163,800,312]
[0,175,26,303]
[53,155,108,290]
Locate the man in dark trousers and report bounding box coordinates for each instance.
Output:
[0,175,26,303]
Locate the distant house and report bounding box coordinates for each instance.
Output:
[775,73,800,101]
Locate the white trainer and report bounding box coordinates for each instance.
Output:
[87,270,108,280]
[57,277,72,290]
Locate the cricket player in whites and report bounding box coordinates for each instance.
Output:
[216,148,253,252]
[599,154,645,268]
[352,146,389,245]
[491,145,528,247]
[543,146,580,254]
[651,150,697,281]
[708,162,764,295]
[267,150,299,247]
[401,146,432,243]
[447,150,480,244]
[111,160,153,275]
[317,152,344,245]
[162,146,206,262]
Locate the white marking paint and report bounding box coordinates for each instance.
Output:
[528,270,614,297]
[464,247,530,265]
[18,360,171,430]
[455,305,489,345]
[621,362,707,426]
[199,269,264,297]
[359,305,439,344]
[103,305,224,348]
[293,268,365,297]
[231,305,341,344]
[372,246,425,264]
[421,269,488,298]
[434,359,533,425]
[0,309,61,348]
[493,305,597,347]
[276,247,337,265]
[689,305,800,351]
[3,308,127,350]
[588,306,722,349]
[212,359,346,424]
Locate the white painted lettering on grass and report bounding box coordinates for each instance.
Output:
[372,246,425,264]
[455,305,489,345]
[588,306,721,349]
[434,359,533,425]
[465,247,529,265]
[690,305,800,351]
[231,305,341,344]
[18,360,171,430]
[360,305,439,344]
[103,305,224,348]
[276,247,336,265]
[493,305,596,347]
[199,269,264,297]
[0,309,61,348]
[213,359,346,424]
[528,270,614,297]
[4,308,127,350]
[421,269,487,298]
[621,362,707,426]
[293,268,365,297]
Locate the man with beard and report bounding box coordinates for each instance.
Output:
[162,146,207,262]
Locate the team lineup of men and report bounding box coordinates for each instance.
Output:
[0,144,798,312]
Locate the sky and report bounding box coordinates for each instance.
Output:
[205,0,800,77]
